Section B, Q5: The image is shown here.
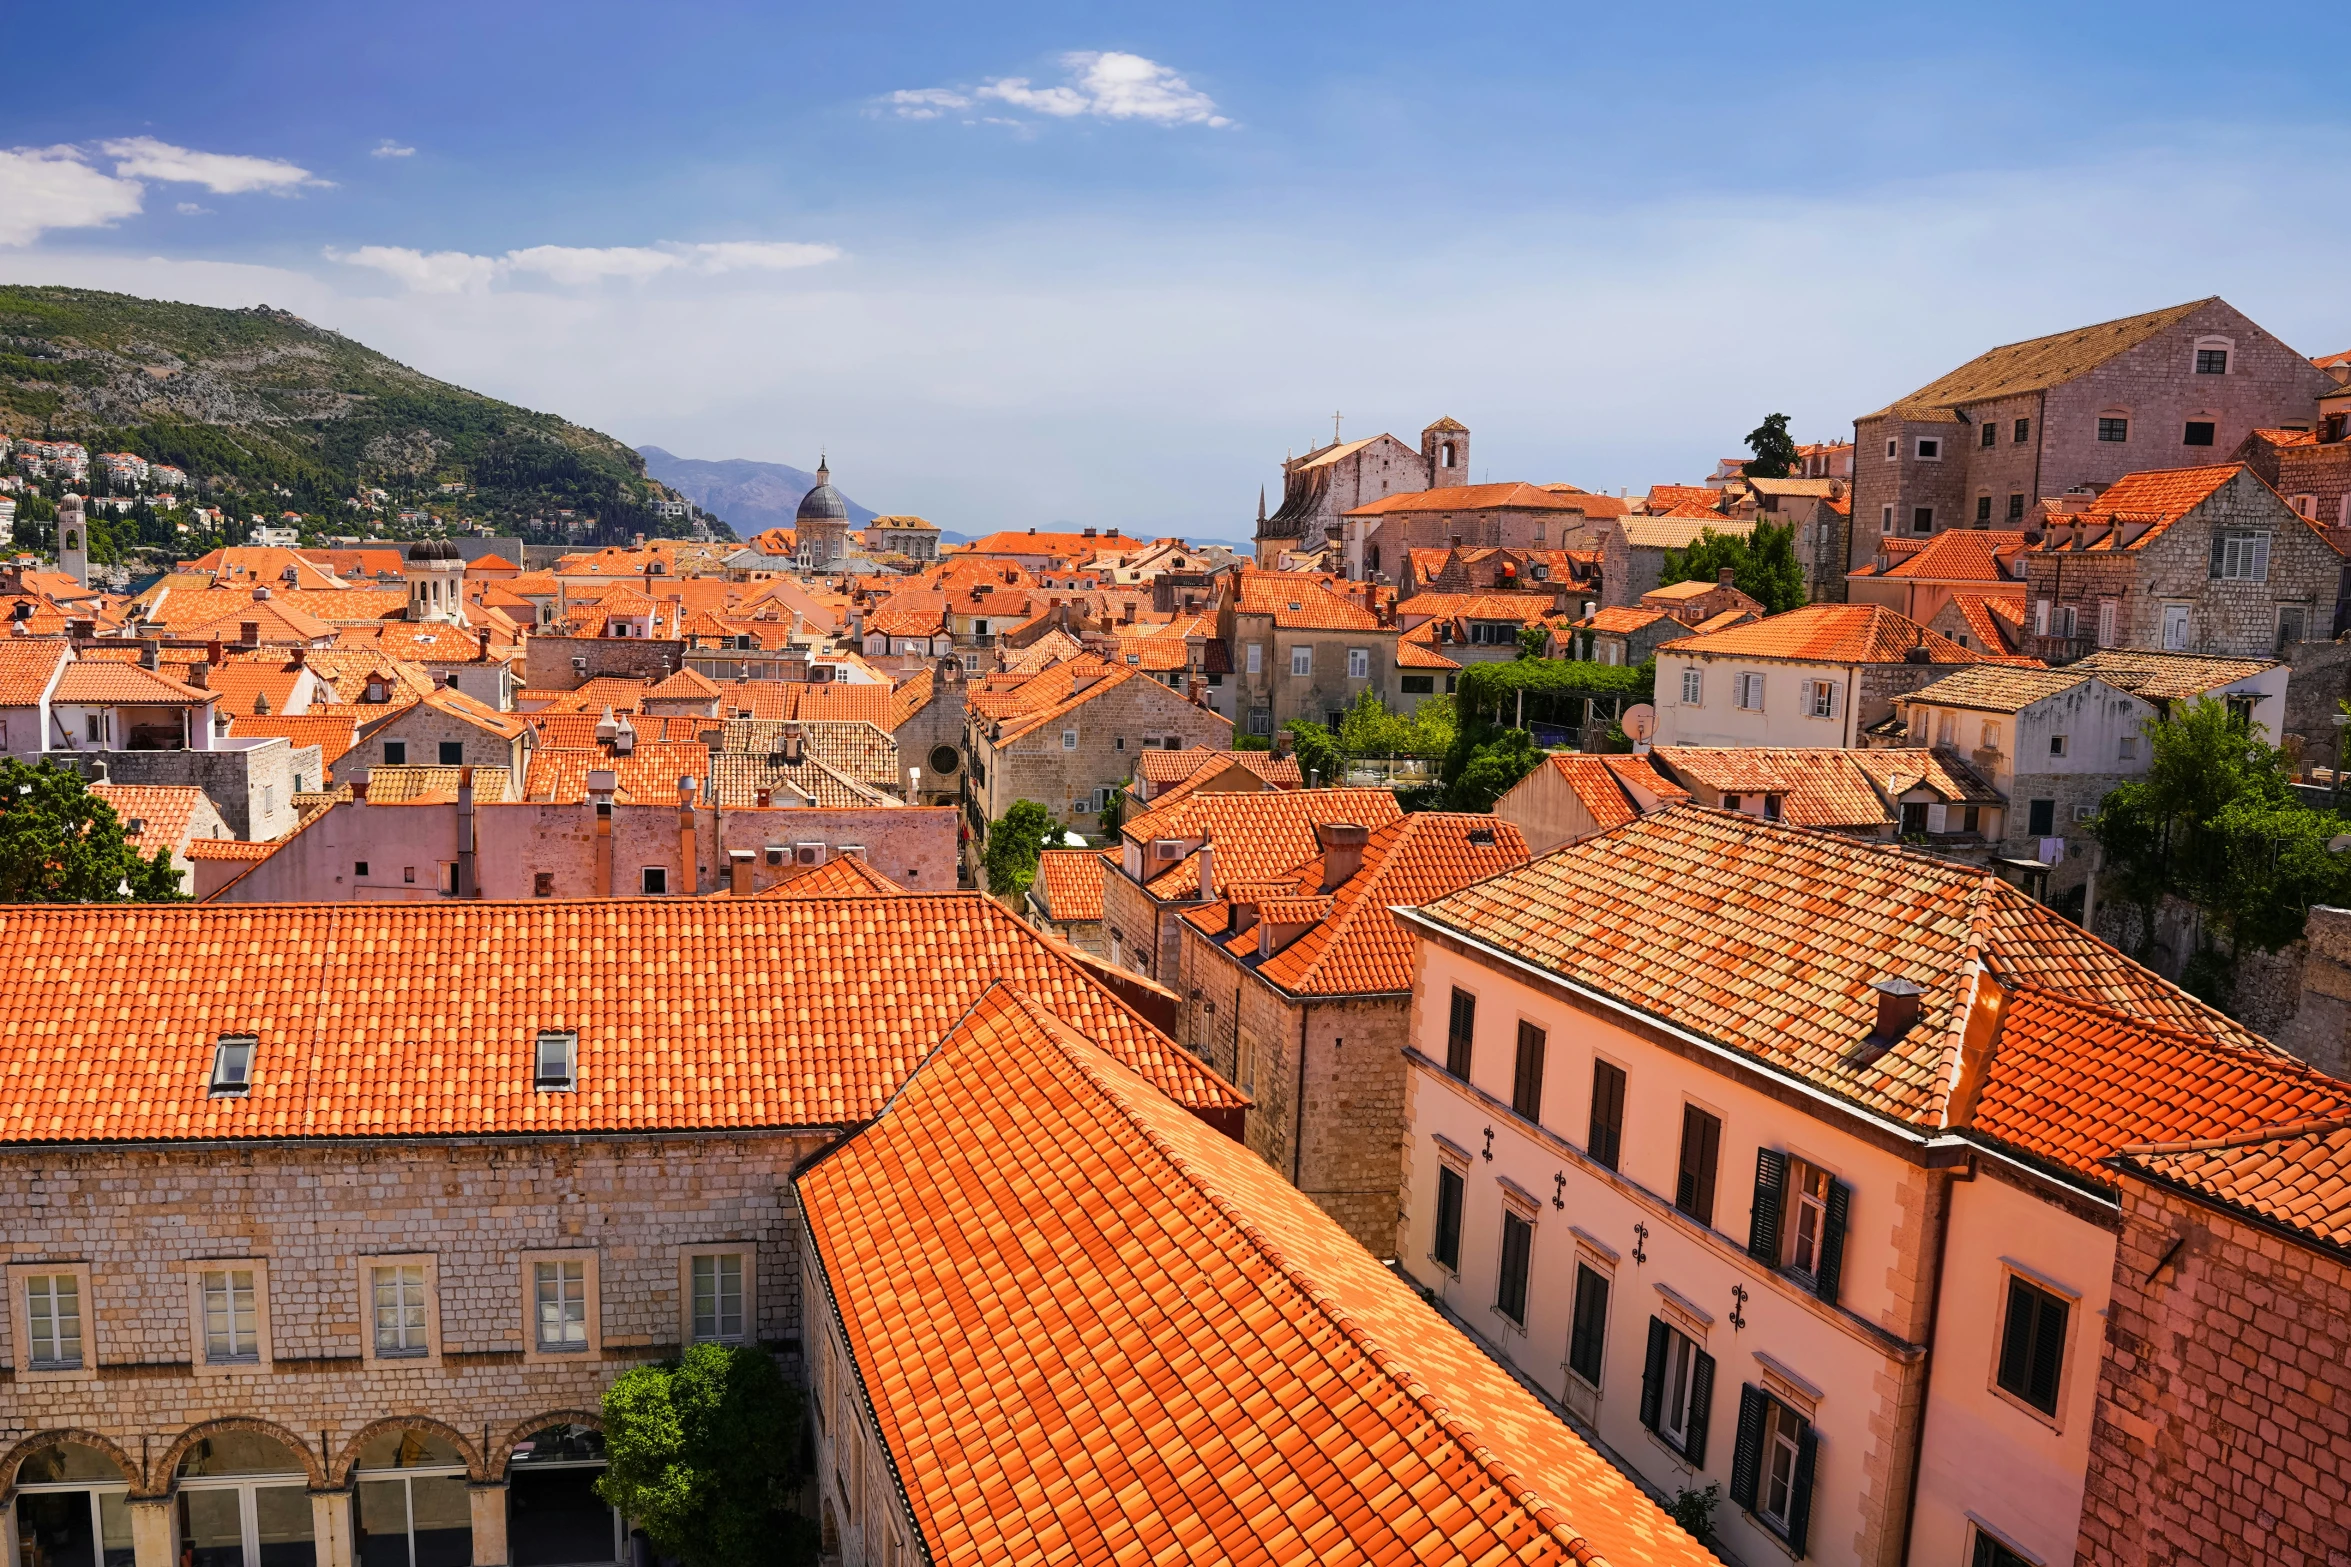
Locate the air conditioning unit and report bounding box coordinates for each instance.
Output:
[794,842,826,866]
[1152,839,1184,862]
[765,845,786,866]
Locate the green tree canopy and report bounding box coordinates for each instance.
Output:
[0,759,185,902]
[1656,522,1806,615]
[1743,412,1799,479]
[598,1343,817,1567]
[2095,700,2351,1008]
[1282,718,1346,786]
[983,799,1059,903]
[1444,727,1548,811]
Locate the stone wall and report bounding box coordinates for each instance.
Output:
[2281,638,2351,773]
[967,676,1230,839]
[521,636,686,691]
[2272,906,2351,1079]
[76,739,318,841]
[2075,1170,2351,1567]
[360,703,524,777]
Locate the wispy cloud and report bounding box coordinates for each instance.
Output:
[175,202,212,216]
[100,136,322,194]
[0,147,144,245]
[886,51,1229,128]
[371,140,416,159]
[328,239,843,292]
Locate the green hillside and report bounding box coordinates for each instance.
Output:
[0,285,675,545]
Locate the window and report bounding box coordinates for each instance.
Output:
[209,1034,255,1097]
[1511,1021,1546,1122]
[2183,420,2215,447]
[355,861,369,877]
[1347,647,1369,679]
[1911,506,1934,535]
[1972,1527,2038,1567]
[1980,421,1997,449]
[1433,1165,1465,1271]
[1640,1319,1715,1463]
[1916,437,1941,460]
[1246,643,1263,675]
[1885,439,1898,459]
[1880,505,1894,536]
[2014,417,2030,443]
[1996,1273,2070,1417]
[2210,531,2271,582]
[383,740,407,765]
[640,866,668,895]
[24,1272,83,1369]
[1731,1386,1818,1550]
[1976,495,1993,523]
[200,1268,260,1364]
[1806,680,1836,719]
[689,1253,747,1342]
[1676,1106,1721,1226]
[1445,988,1476,1079]
[2097,599,2117,647]
[534,1260,590,1353]
[2278,604,2308,652]
[2195,347,2229,375]
[371,1264,429,1358]
[1567,1263,1610,1388]
[2008,492,2025,522]
[1285,645,1313,678]
[1402,674,1434,694]
[2027,799,2055,837]
[534,871,555,897]
[1749,1150,1851,1302]
[1734,672,1764,710]
[1902,800,1928,835]
[2049,734,2068,758]
[2118,734,2138,762]
[437,740,464,765]
[534,1030,577,1092]
[2097,416,2129,443]
[1495,1210,1533,1326]
[1588,1060,1626,1170]
[1681,668,1702,705]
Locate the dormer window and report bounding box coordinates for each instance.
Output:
[209,1035,256,1097]
[535,1031,578,1092]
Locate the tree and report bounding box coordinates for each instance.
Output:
[1335,689,1410,757]
[1743,412,1799,479]
[1445,727,1547,811]
[1656,522,1806,614]
[983,800,1058,903]
[2095,700,2351,1009]
[598,1343,818,1567]
[1282,718,1346,785]
[0,760,186,902]
[1516,621,1551,660]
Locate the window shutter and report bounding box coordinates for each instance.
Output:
[1786,1421,1819,1557]
[1748,1148,1788,1263]
[1997,1279,2036,1393]
[1684,1348,1717,1469]
[1815,1178,1850,1304]
[2031,1292,2069,1410]
[2209,533,2227,577]
[1728,1383,1768,1511]
[1639,1317,1669,1433]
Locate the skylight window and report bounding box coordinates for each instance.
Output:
[209,1035,256,1097]
[535,1031,578,1092]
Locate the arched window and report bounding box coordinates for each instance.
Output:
[177,1431,314,1563]
[2192,335,2235,376]
[64,530,79,551]
[354,1429,471,1567]
[11,1443,133,1565]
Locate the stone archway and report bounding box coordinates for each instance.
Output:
[154,1416,327,1492]
[330,1415,488,1487]
[0,1429,144,1496]
[488,1410,604,1482]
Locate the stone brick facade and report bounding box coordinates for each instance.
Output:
[356,703,529,778]
[964,673,1231,850]
[521,636,687,691]
[68,737,319,841]
[2076,1166,2351,1567]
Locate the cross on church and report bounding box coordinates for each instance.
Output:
[1332,410,1343,446]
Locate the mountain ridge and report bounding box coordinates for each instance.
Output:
[636,445,893,535]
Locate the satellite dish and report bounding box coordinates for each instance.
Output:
[1622,704,1657,743]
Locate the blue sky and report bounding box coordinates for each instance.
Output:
[4,0,2348,533]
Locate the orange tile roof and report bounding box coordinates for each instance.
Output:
[753,856,909,898]
[1973,987,2350,1187]
[1880,529,2027,583]
[182,596,340,644]
[527,712,712,747]
[1944,592,2026,656]
[1187,814,1530,995]
[183,837,277,862]
[1576,606,1677,635]
[1412,807,2270,1129]
[228,714,361,770]
[646,667,722,700]
[1231,569,1383,631]
[884,667,937,731]
[959,528,1141,557]
[2035,463,2244,551]
[0,639,70,706]
[2064,650,2277,703]
[1902,665,2098,714]
[1031,848,1109,920]
[522,742,709,805]
[797,985,1718,1567]
[140,586,407,629]
[1001,630,1085,673]
[525,677,654,714]
[1601,752,1692,806]
[199,660,315,719]
[1659,604,1981,665]
[1618,515,1756,550]
[2116,1114,2351,1252]
[52,661,214,705]
[358,766,515,804]
[1396,624,1462,670]
[1649,747,1894,830]
[1842,747,2002,806]
[1645,485,1720,512]
[87,783,208,855]
[1125,787,1404,896]
[409,685,530,739]
[1132,747,1303,788]
[1343,481,1606,516]
[1399,591,1559,625]
[1533,754,1647,832]
[333,620,514,661]
[0,895,1235,1144]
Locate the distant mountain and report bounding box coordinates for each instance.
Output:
[636,446,893,536]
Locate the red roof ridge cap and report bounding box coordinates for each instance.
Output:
[1033,1004,1618,1566]
[2109,1111,2351,1162]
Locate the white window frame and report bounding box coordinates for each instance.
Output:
[1246,642,1263,675]
[1289,645,1313,678]
[1805,681,1837,720]
[209,1034,256,1097]
[1656,1321,1705,1451]
[1060,728,1078,751]
[534,1029,577,1092]
[1347,647,1369,679]
[186,1259,271,1375]
[8,1261,96,1381]
[680,1247,756,1346]
[1879,505,1893,536]
[2211,531,2272,583]
[357,1253,442,1366]
[2096,599,2117,647]
[1914,436,1942,461]
[1681,668,1702,706]
[1757,1397,1809,1531]
[521,1250,601,1364]
[1734,672,1765,711]
[1783,1159,1834,1277]
[2050,734,2069,758]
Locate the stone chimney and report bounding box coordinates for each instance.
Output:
[1717,567,1735,588]
[208,638,224,667]
[781,723,804,766]
[612,716,637,756]
[1869,976,1923,1045]
[1197,842,1215,902]
[187,661,210,690]
[1318,821,1369,892]
[595,706,619,746]
[351,771,370,804]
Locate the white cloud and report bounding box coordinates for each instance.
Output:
[372,140,416,159]
[100,136,319,194]
[0,147,144,244]
[175,202,211,216]
[327,239,844,292]
[892,51,1229,128]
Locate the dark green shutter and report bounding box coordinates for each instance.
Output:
[1639,1317,1668,1433]
[1748,1149,1788,1263]
[1684,1348,1716,1468]
[1433,1166,1464,1271]
[1728,1384,1768,1511]
[1568,1264,1609,1387]
[1513,1022,1546,1121]
[1997,1278,2035,1396]
[2030,1291,2069,1412]
[1786,1422,1818,1557]
[1815,1178,1850,1304]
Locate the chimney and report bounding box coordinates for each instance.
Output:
[1317,821,1370,892]
[612,716,637,755]
[1717,567,1735,588]
[1187,674,1207,707]
[138,640,159,671]
[208,638,224,667]
[677,775,699,894]
[781,723,804,766]
[729,847,755,895]
[188,662,210,690]
[477,626,491,660]
[1273,730,1295,759]
[290,645,306,669]
[432,670,449,690]
[240,620,260,645]
[455,766,476,897]
[1197,841,1215,901]
[352,770,370,803]
[595,706,619,745]
[1868,976,1924,1046]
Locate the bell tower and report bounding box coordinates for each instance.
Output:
[57,494,89,588]
[1420,417,1470,488]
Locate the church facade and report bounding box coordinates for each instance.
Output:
[1253,418,1468,565]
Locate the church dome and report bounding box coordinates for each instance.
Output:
[796,458,848,524]
[407,539,464,563]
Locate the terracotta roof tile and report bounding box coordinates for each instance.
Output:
[1124,788,1403,896]
[0,639,70,706]
[51,661,214,705]
[1944,593,2026,656]
[528,713,712,747]
[1901,665,2098,714]
[798,985,1718,1567]
[1576,606,1677,635]
[183,837,277,862]
[1618,516,1756,550]
[360,766,515,804]
[1867,299,2213,420]
[646,667,722,699]
[1645,485,1722,512]
[1232,569,1383,631]
[1535,754,1646,832]
[87,783,208,855]
[1031,848,1109,920]
[1132,748,1302,788]
[228,714,361,770]
[2064,649,2277,703]
[523,743,708,805]
[0,895,1236,1145]
[752,856,909,897]
[1659,604,1981,665]
[1649,748,1894,830]
[2116,1114,2351,1252]
[1879,529,2027,583]
[1396,624,1462,670]
[1343,481,1608,517]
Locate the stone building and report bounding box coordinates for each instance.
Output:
[1599,514,1758,607]
[1652,603,1987,749]
[1172,813,1528,1253]
[1340,484,1624,582]
[1024,847,1108,955]
[1253,418,1468,564]
[352,687,532,777]
[2010,464,2345,663]
[87,781,233,886]
[791,458,851,572]
[0,896,1241,1567]
[1849,298,2334,584]
[2076,1115,2351,1567]
[1216,569,1399,738]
